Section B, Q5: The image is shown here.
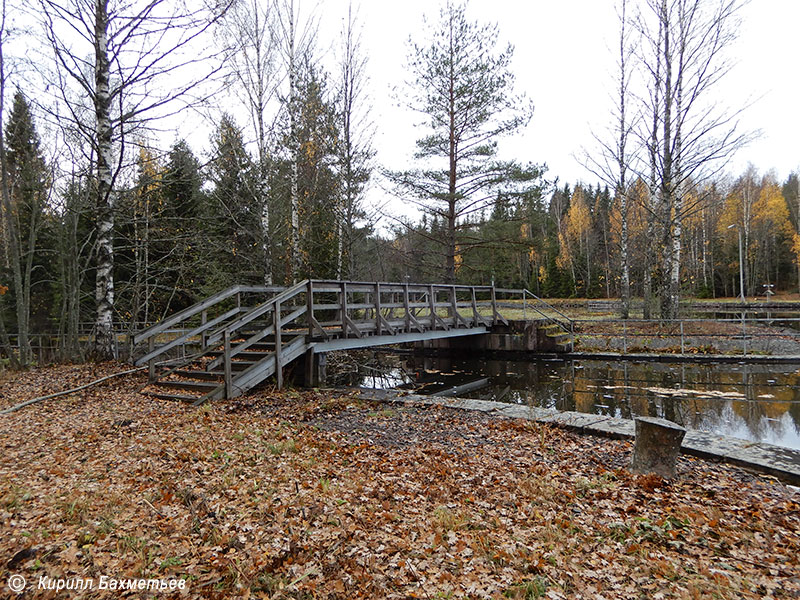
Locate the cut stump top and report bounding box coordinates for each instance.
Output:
[634,416,686,433]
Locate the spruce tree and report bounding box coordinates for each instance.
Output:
[206,114,261,292]
[1,90,50,365]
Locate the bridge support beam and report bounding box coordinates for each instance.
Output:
[302,348,327,387]
[413,320,570,355]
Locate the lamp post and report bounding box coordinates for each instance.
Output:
[728,224,745,303]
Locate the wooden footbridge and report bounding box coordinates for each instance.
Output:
[133,280,572,403]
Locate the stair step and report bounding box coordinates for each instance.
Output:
[205,360,262,372]
[546,332,570,339]
[247,342,278,350]
[207,350,273,360]
[147,392,205,403]
[173,370,224,380]
[158,380,220,392]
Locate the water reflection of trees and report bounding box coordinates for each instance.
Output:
[398,355,800,448]
[570,361,800,446]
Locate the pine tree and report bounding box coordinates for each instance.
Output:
[388,1,541,283]
[159,140,206,310]
[294,63,339,279]
[270,62,340,281]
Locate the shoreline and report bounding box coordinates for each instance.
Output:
[352,387,800,485]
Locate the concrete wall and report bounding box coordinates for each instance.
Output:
[415,320,565,355]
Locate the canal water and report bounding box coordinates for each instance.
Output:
[348,353,800,450]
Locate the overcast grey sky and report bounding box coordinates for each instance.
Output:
[318,0,800,191]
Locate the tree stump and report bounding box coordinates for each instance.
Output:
[630,416,686,478]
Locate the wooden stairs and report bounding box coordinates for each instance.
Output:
[142,334,308,404]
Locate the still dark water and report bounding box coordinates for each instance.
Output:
[353,354,800,450]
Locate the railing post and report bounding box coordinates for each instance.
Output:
[304,347,315,387]
[148,336,155,382]
[471,288,479,326]
[404,283,411,332]
[274,301,283,389]
[623,321,627,354]
[523,289,527,321]
[223,329,232,399]
[491,286,498,325]
[450,285,458,327]
[340,282,348,337]
[570,320,575,352]
[680,321,685,355]
[375,282,382,335]
[742,313,747,356]
[200,310,208,349]
[429,285,436,329]
[307,281,314,337]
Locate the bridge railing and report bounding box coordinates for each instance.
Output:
[571,316,800,357]
[131,285,283,376]
[307,280,505,337]
[133,280,507,390]
[496,288,574,349]
[215,280,506,393]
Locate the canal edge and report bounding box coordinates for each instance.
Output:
[348,388,800,486]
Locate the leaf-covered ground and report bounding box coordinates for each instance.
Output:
[1,364,798,599]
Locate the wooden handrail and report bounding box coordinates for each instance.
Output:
[133,285,285,345]
[208,305,306,370]
[215,280,309,341]
[134,307,240,366]
[219,280,310,392]
[132,285,243,345]
[495,287,573,330]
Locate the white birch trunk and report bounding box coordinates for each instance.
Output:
[617,0,630,317]
[253,2,272,286]
[670,202,682,317]
[94,0,115,359]
[287,1,301,281]
[336,217,343,279]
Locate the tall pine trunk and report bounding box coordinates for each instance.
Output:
[445,22,457,284]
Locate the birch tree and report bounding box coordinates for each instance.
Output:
[37,0,231,358]
[223,0,277,284]
[636,0,751,319]
[586,0,636,317]
[336,2,374,279]
[272,0,318,281]
[557,187,595,297]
